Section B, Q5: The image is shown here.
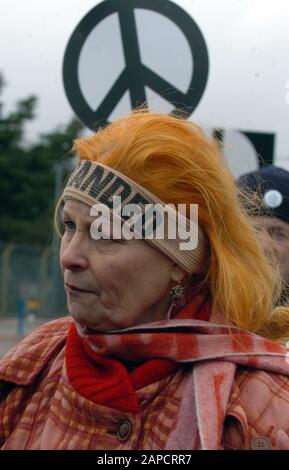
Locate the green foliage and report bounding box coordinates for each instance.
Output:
[0,74,84,245]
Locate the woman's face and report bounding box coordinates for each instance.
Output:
[60,199,184,331]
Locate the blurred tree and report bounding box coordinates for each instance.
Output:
[0,74,83,244]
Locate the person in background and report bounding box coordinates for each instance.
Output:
[1,112,289,450]
[238,166,289,304]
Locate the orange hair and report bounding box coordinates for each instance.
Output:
[70,110,289,342]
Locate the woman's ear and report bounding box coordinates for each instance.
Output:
[170,263,187,282]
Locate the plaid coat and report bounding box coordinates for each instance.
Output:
[0,317,289,450]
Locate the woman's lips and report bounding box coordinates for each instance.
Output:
[65,283,97,295]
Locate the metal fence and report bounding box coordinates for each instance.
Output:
[0,240,67,318]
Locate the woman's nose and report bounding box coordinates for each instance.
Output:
[60,234,89,272]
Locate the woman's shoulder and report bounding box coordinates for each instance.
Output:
[0,316,73,386]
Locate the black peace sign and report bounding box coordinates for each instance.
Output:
[63,0,209,130]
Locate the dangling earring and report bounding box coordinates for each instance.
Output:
[170,280,185,303]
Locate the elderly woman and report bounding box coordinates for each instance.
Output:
[1,111,289,450]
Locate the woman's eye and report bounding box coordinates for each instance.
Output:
[269,229,286,240]
[63,220,76,231]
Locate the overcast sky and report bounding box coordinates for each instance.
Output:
[1,0,289,172]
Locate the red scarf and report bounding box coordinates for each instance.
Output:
[65,292,210,413]
[65,292,289,449]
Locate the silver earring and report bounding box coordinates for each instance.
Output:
[170,281,185,302]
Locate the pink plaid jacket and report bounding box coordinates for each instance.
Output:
[0,317,289,450]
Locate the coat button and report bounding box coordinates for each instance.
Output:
[251,437,272,450]
[117,419,133,442]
